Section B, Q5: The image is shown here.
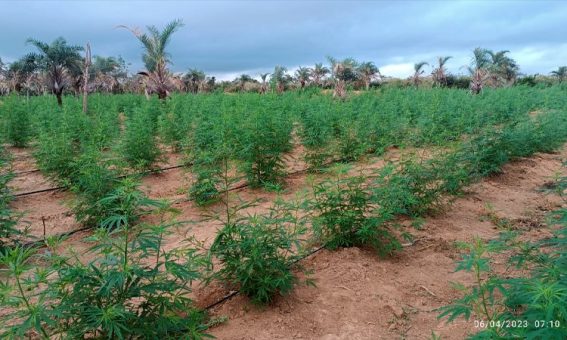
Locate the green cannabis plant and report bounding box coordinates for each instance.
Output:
[0,220,211,339]
[311,165,400,256]
[210,196,312,304]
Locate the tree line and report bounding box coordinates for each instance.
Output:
[0,19,565,104]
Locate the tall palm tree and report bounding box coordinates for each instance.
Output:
[25,37,83,106]
[328,57,358,98]
[312,63,330,87]
[184,68,206,93]
[411,61,429,87]
[295,66,312,89]
[432,56,452,87]
[551,66,567,83]
[272,66,290,94]
[119,19,184,100]
[259,73,270,94]
[7,55,38,93]
[468,47,492,95]
[488,50,519,86]
[357,61,379,90]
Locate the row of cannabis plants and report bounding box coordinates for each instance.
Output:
[0,145,22,251]
[0,87,565,231]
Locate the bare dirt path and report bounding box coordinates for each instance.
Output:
[207,147,566,340]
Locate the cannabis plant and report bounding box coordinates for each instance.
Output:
[4,97,33,147]
[236,110,292,188]
[311,165,400,256]
[210,197,312,304]
[120,106,162,170]
[0,150,22,250]
[0,220,211,338]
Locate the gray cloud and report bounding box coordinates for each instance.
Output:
[1,0,566,79]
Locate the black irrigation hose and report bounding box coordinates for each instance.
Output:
[13,164,188,197]
[17,164,324,248]
[14,185,67,197]
[13,169,41,176]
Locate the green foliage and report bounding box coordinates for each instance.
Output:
[438,167,567,339]
[210,197,311,304]
[372,159,445,218]
[3,98,33,147]
[439,228,567,339]
[158,110,185,152]
[121,105,162,170]
[311,165,400,256]
[188,114,231,205]
[0,221,210,339]
[236,109,293,188]
[97,177,169,230]
[0,149,22,250]
[34,108,82,183]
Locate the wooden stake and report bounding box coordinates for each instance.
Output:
[41,216,46,241]
[82,43,91,113]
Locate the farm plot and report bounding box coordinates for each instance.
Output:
[1,86,567,339]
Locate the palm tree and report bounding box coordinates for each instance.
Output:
[551,66,567,83]
[328,57,358,98]
[25,37,83,106]
[357,61,379,90]
[119,19,184,100]
[312,63,330,87]
[235,74,253,92]
[295,66,312,89]
[259,73,270,94]
[6,55,38,93]
[91,56,128,93]
[272,66,290,94]
[488,50,519,86]
[468,47,492,95]
[411,61,429,87]
[184,68,206,93]
[432,56,452,87]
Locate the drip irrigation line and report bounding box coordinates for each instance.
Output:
[18,163,323,248]
[13,164,189,197]
[13,169,41,176]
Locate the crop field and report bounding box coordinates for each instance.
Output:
[1,84,567,339]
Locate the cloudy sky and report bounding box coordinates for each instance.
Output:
[1,0,566,80]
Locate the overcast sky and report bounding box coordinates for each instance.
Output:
[1,0,566,80]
